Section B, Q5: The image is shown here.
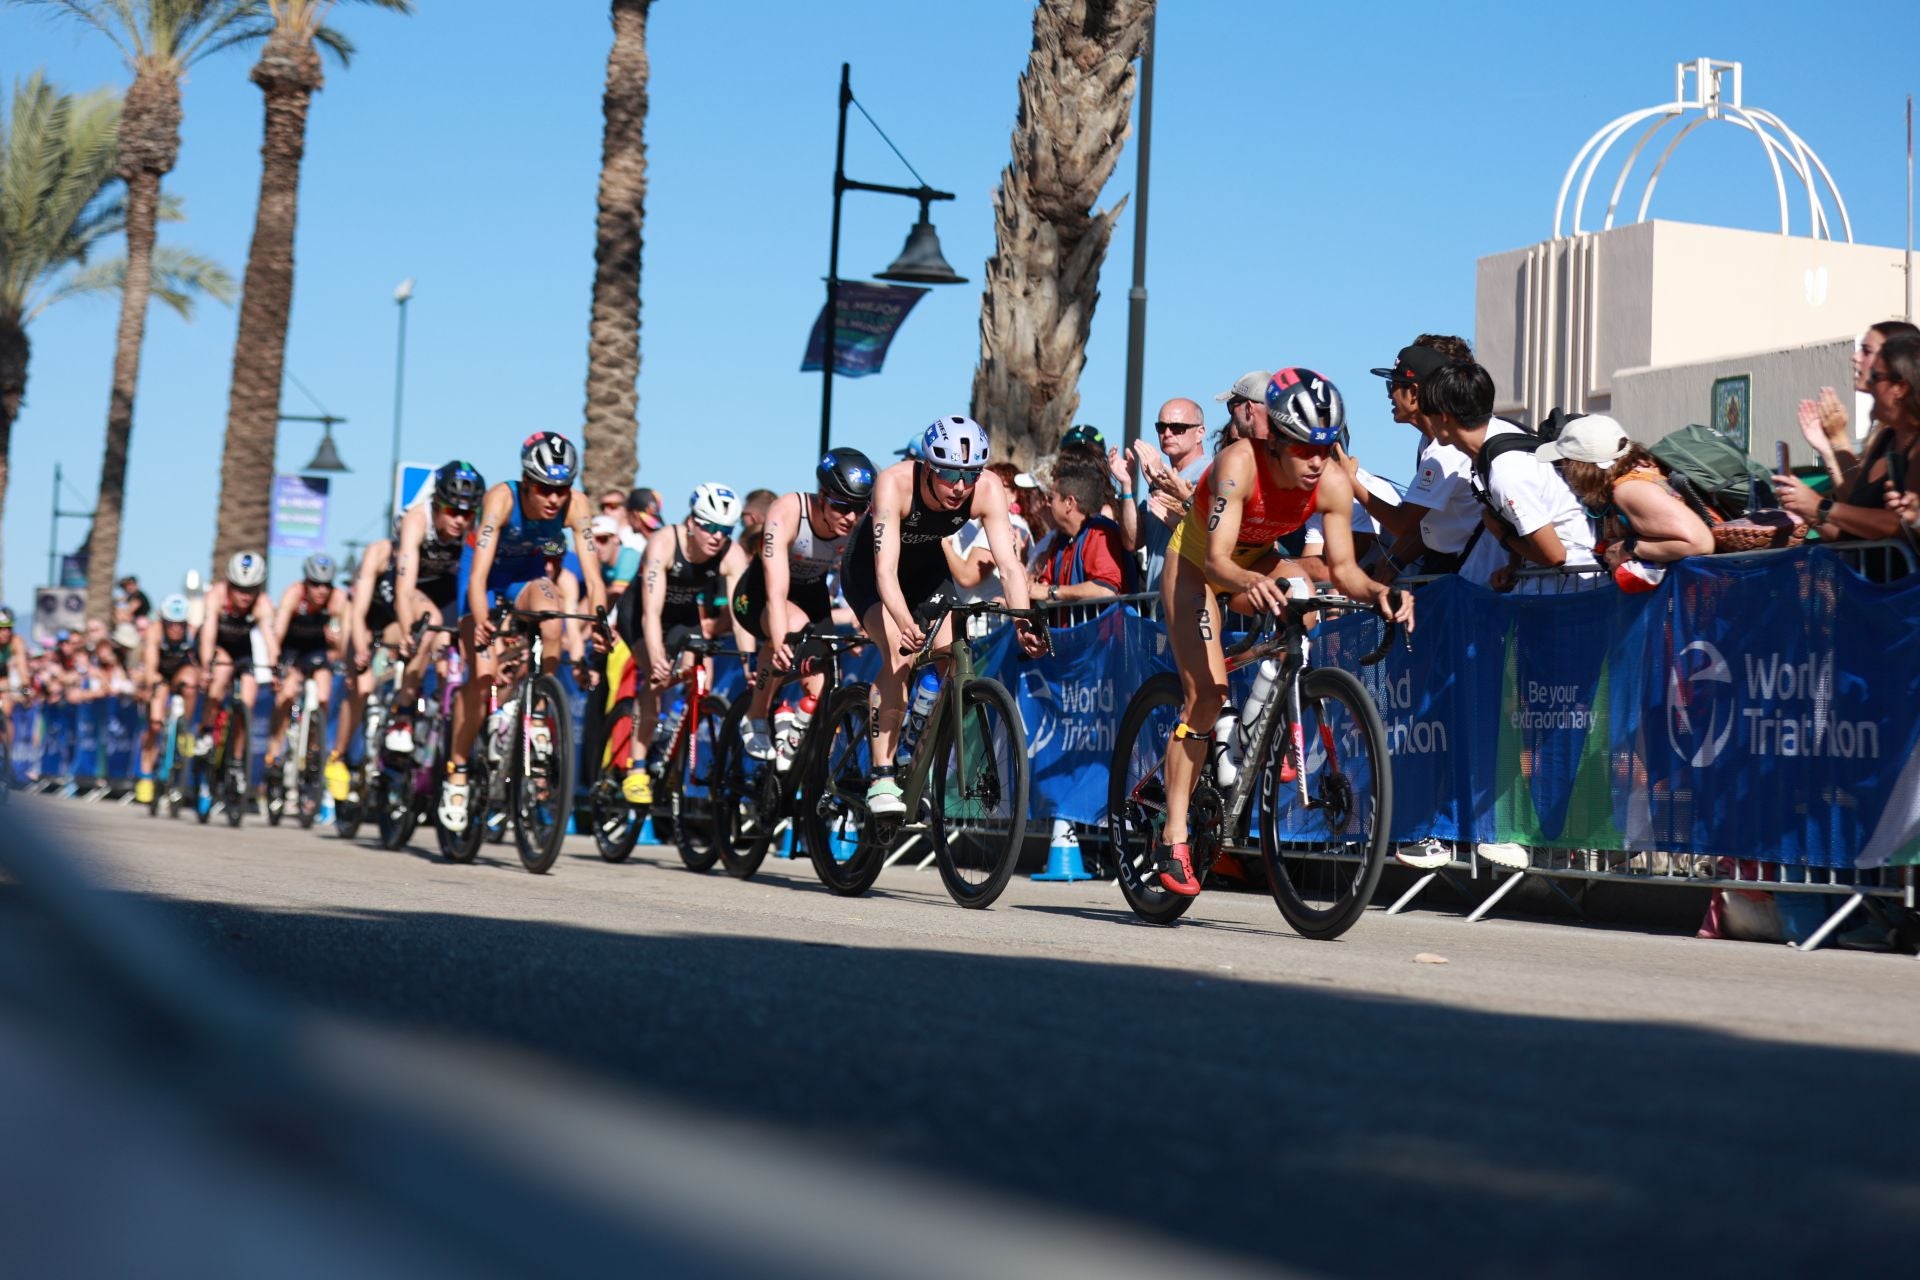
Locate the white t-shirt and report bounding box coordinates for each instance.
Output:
[1404,438,1481,555]
[949,515,1031,605]
[1303,465,1398,552]
[1461,423,1598,590]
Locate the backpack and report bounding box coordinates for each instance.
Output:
[1648,423,1776,520]
[1469,427,1546,540]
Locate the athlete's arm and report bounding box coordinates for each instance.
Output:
[197,587,220,669]
[349,540,387,662]
[255,593,281,669]
[870,467,919,646]
[393,507,429,648]
[558,569,586,663]
[271,584,297,649]
[467,484,514,645]
[760,493,802,666]
[972,474,1046,656]
[566,491,608,621]
[140,627,160,698]
[640,526,674,682]
[1314,469,1413,628]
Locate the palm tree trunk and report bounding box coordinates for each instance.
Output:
[971,0,1153,470]
[86,66,181,621]
[213,37,323,572]
[0,316,28,601]
[581,0,651,497]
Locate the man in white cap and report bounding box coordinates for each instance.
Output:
[588,514,641,602]
[1215,370,1271,446]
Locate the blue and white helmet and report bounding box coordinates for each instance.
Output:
[690,482,742,526]
[160,594,190,623]
[520,431,579,486]
[226,550,267,590]
[921,415,989,471]
[1265,368,1345,446]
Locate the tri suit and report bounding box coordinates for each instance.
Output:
[731,494,846,641]
[617,524,730,655]
[154,629,199,681]
[366,513,468,635]
[281,589,336,674]
[1166,455,1320,589]
[454,481,570,617]
[840,463,969,620]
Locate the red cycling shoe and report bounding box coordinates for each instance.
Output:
[1157,843,1203,897]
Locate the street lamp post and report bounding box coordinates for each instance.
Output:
[389,278,414,527]
[820,63,967,458]
[279,413,350,473]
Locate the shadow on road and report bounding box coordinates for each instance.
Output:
[146,893,1920,1277]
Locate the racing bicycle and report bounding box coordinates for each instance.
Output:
[1107,590,1403,939]
[193,663,253,828]
[147,687,194,819]
[711,632,867,879]
[601,633,732,872]
[264,660,329,829]
[802,600,1043,908]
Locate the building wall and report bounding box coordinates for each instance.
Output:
[1476,219,1908,436]
[1609,338,1854,467]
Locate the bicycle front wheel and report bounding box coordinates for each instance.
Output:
[589,697,641,862]
[222,714,249,828]
[798,683,885,896]
[670,695,728,873]
[1259,666,1391,941]
[511,674,574,874]
[438,757,486,864]
[713,696,779,879]
[1107,672,1196,925]
[929,677,1028,909]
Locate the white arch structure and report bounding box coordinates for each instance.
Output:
[1553,58,1852,243]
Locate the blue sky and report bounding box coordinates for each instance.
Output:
[2,0,1913,601]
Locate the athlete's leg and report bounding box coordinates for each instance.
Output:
[142,681,167,778]
[1161,556,1230,850]
[266,664,302,767]
[861,600,953,817]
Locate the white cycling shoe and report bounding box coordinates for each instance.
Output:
[741,718,775,761]
[439,775,470,833]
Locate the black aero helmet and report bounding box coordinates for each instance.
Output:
[817,447,876,503]
[433,459,485,511]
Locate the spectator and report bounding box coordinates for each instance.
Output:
[741,488,777,556]
[1017,457,1058,575]
[117,574,151,622]
[1033,454,1134,605]
[1795,321,1920,487]
[1776,333,1920,542]
[1214,370,1270,452]
[1539,415,1716,570]
[625,487,663,548]
[1303,446,1400,581]
[92,638,135,699]
[1129,396,1211,590]
[1421,360,1598,593]
[588,514,641,601]
[948,464,1032,605]
[1058,424,1134,546]
[1350,337,1484,578]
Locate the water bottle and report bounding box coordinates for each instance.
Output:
[489,696,518,766]
[896,669,942,765]
[775,692,817,774]
[1213,709,1241,788]
[1239,659,1280,756]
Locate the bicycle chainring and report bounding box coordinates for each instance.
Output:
[1189,783,1225,874]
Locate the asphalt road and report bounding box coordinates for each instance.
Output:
[22,796,1920,1278]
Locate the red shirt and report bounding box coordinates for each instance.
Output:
[1038,519,1127,592]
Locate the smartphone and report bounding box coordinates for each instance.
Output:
[1889,449,1908,495]
[1775,441,1790,475]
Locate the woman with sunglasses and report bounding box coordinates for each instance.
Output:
[1156,368,1415,897]
[442,432,607,834]
[731,447,876,761]
[613,482,750,805]
[840,415,1047,818]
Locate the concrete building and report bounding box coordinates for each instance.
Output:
[1473,58,1912,464]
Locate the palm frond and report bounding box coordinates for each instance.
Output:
[12,2,142,61]
[25,242,234,323]
[0,71,123,316]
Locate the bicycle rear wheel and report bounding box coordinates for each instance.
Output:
[589,696,641,862]
[669,695,728,872]
[511,674,574,874]
[1106,672,1196,925]
[221,713,249,828]
[798,683,885,896]
[1259,666,1391,941]
[713,696,780,879]
[374,766,419,850]
[928,677,1028,909]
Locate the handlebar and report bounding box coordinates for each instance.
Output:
[755,632,868,689]
[900,600,1051,659]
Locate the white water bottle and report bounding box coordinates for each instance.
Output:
[897,669,942,764]
[776,692,817,774]
[1239,659,1279,756]
[1213,709,1241,788]
[489,697,517,765]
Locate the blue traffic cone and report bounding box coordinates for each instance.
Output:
[776,824,796,859]
[318,794,335,826]
[637,813,657,845]
[827,827,859,863]
[1031,819,1093,882]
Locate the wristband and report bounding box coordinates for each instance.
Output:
[1817,495,1835,521]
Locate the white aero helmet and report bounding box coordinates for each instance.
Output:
[689,482,742,528]
[226,550,267,590]
[160,594,191,623]
[921,415,989,472]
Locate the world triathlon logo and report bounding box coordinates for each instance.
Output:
[1666,640,1736,768]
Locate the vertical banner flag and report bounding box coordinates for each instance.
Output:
[269,474,329,553]
[802,281,930,377]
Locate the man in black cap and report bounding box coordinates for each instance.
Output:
[1347,335,1484,578]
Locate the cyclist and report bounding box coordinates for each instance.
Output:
[842,415,1046,817]
[616,482,749,804]
[195,551,279,756]
[441,431,606,833]
[1156,368,1415,897]
[136,594,201,804]
[382,460,484,751]
[268,553,349,784]
[731,448,874,760]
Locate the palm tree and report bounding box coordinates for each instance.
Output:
[211,0,411,572]
[971,0,1153,469]
[19,0,262,619]
[0,71,230,601]
[581,0,651,499]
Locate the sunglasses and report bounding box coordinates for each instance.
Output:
[592,534,617,544]
[930,465,979,485]
[528,481,570,500]
[823,495,868,514]
[1226,395,1253,409]
[1154,420,1201,434]
[692,518,732,537]
[1286,442,1335,460]
[1868,370,1905,386]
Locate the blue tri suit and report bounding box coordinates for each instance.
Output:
[452,480,574,618]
